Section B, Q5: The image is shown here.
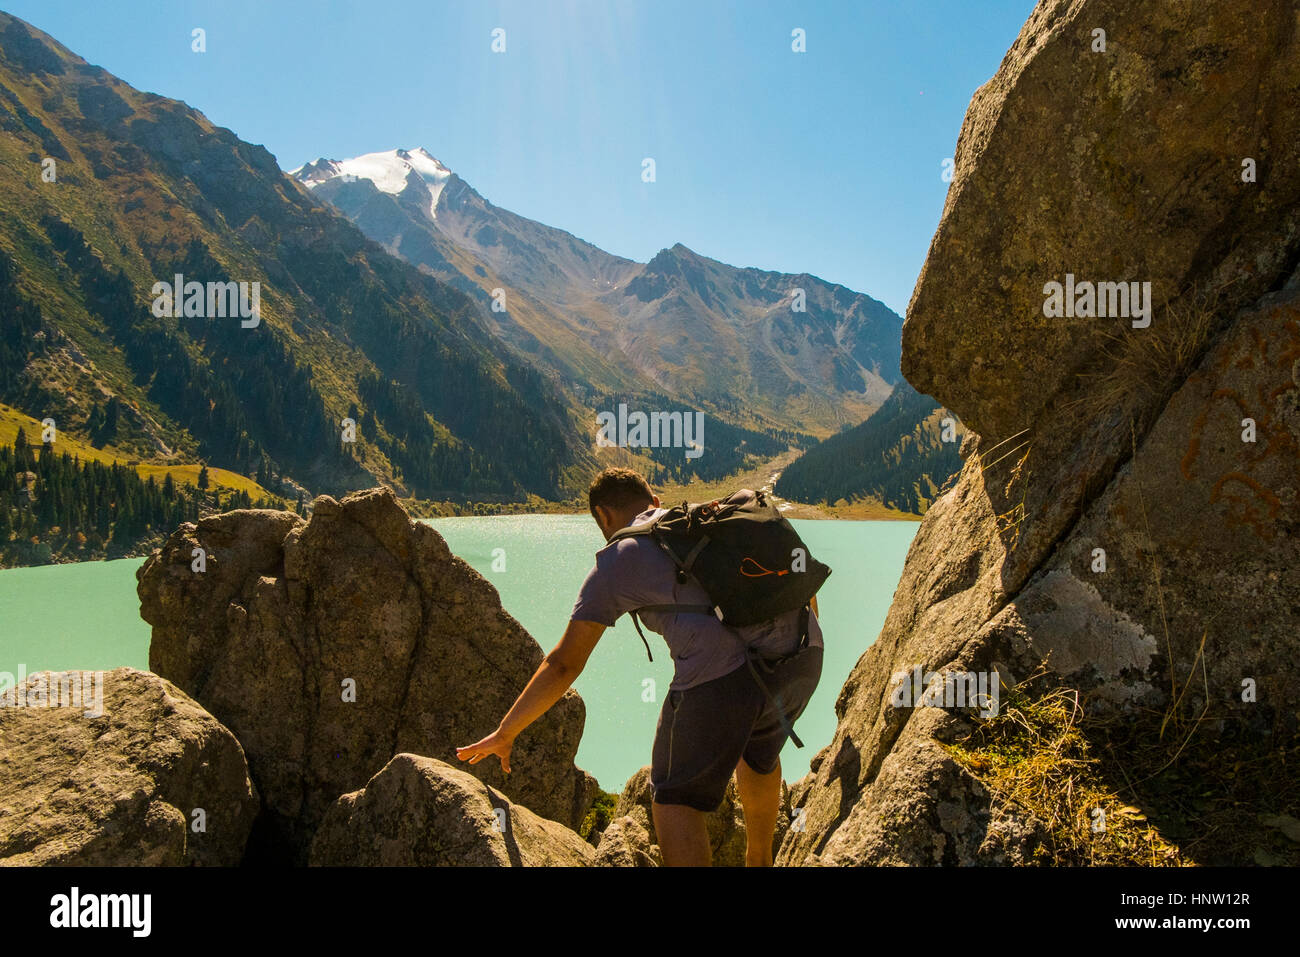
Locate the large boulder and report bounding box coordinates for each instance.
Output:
[0,668,258,865]
[593,765,792,866]
[593,814,661,867]
[309,754,595,866]
[137,486,598,862]
[907,0,1300,443]
[906,0,1300,598]
[779,0,1300,866]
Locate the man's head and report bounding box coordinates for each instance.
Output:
[587,467,659,541]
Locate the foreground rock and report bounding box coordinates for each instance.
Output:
[137,487,597,862]
[779,0,1300,865]
[593,766,792,866]
[0,668,257,865]
[310,754,594,866]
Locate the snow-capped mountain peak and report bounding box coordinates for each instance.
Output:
[291,148,452,220]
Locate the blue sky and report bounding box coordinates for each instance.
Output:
[6,0,1034,315]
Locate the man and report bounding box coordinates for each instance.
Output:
[456,467,823,866]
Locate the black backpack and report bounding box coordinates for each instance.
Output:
[607,488,831,746]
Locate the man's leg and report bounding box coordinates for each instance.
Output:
[652,800,712,866]
[734,644,825,867]
[650,675,762,867]
[735,755,782,866]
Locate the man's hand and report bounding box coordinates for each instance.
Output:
[455,620,606,774]
[456,728,516,774]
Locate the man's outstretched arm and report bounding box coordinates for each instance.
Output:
[455,618,606,773]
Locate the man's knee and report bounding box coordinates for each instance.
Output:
[738,754,780,777]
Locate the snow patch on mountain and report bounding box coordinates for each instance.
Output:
[291,148,452,220]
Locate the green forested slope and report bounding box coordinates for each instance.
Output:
[775,379,964,514]
[0,12,588,502]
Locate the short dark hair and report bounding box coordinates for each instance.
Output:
[587,467,653,518]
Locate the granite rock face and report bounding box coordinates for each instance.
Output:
[778,0,1300,865]
[0,668,258,866]
[906,0,1300,444]
[309,754,595,867]
[137,487,598,862]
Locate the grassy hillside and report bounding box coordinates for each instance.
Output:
[0,402,276,499]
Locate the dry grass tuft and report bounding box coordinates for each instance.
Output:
[945,663,1186,865]
[946,654,1300,866]
[1062,280,1234,432]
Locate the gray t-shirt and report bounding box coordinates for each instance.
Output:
[570,507,823,690]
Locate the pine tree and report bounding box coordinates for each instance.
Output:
[101,397,121,445]
[87,402,105,446]
[13,425,32,470]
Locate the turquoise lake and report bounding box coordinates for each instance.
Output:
[0,516,918,793]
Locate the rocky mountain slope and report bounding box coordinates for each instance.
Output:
[294,149,902,435]
[778,0,1300,865]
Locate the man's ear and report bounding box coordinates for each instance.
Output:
[651,494,660,507]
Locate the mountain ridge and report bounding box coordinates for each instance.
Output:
[294,146,903,436]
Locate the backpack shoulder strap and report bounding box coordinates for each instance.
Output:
[608,522,656,543]
[609,510,710,586]
[608,505,679,544]
[627,611,654,662]
[625,604,718,662]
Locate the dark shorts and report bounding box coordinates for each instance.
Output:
[650,643,823,812]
